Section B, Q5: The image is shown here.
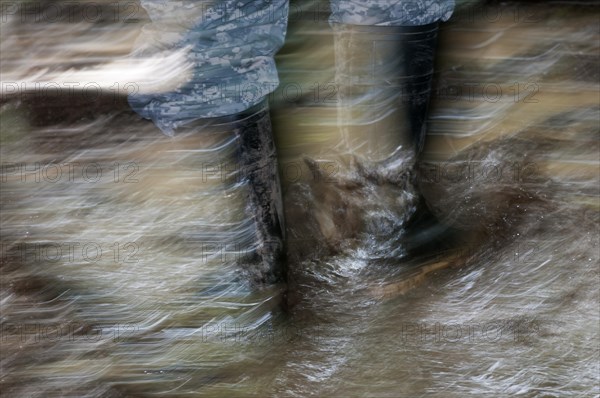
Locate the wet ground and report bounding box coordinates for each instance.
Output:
[1,1,599,397]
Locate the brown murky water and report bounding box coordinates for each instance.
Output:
[1,1,598,397]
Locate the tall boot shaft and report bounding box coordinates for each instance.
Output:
[332,22,439,160]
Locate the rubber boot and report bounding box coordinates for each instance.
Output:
[177,99,285,285]
[332,22,439,160]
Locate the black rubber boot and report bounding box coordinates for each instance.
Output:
[178,99,285,285]
[332,22,439,159]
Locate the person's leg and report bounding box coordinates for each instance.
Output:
[330,0,454,160]
[129,1,289,284]
[130,0,289,134]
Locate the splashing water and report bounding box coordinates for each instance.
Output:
[1,1,598,397]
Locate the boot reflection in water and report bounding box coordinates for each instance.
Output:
[128,1,455,281]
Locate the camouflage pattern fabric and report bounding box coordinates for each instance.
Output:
[130,1,454,135]
[129,0,289,135]
[330,0,454,26]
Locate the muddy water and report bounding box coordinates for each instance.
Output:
[1,1,599,397]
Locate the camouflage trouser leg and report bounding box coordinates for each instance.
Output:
[129,2,455,136]
[330,0,455,26]
[129,0,289,135]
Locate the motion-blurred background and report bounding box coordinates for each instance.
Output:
[1,1,598,397]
